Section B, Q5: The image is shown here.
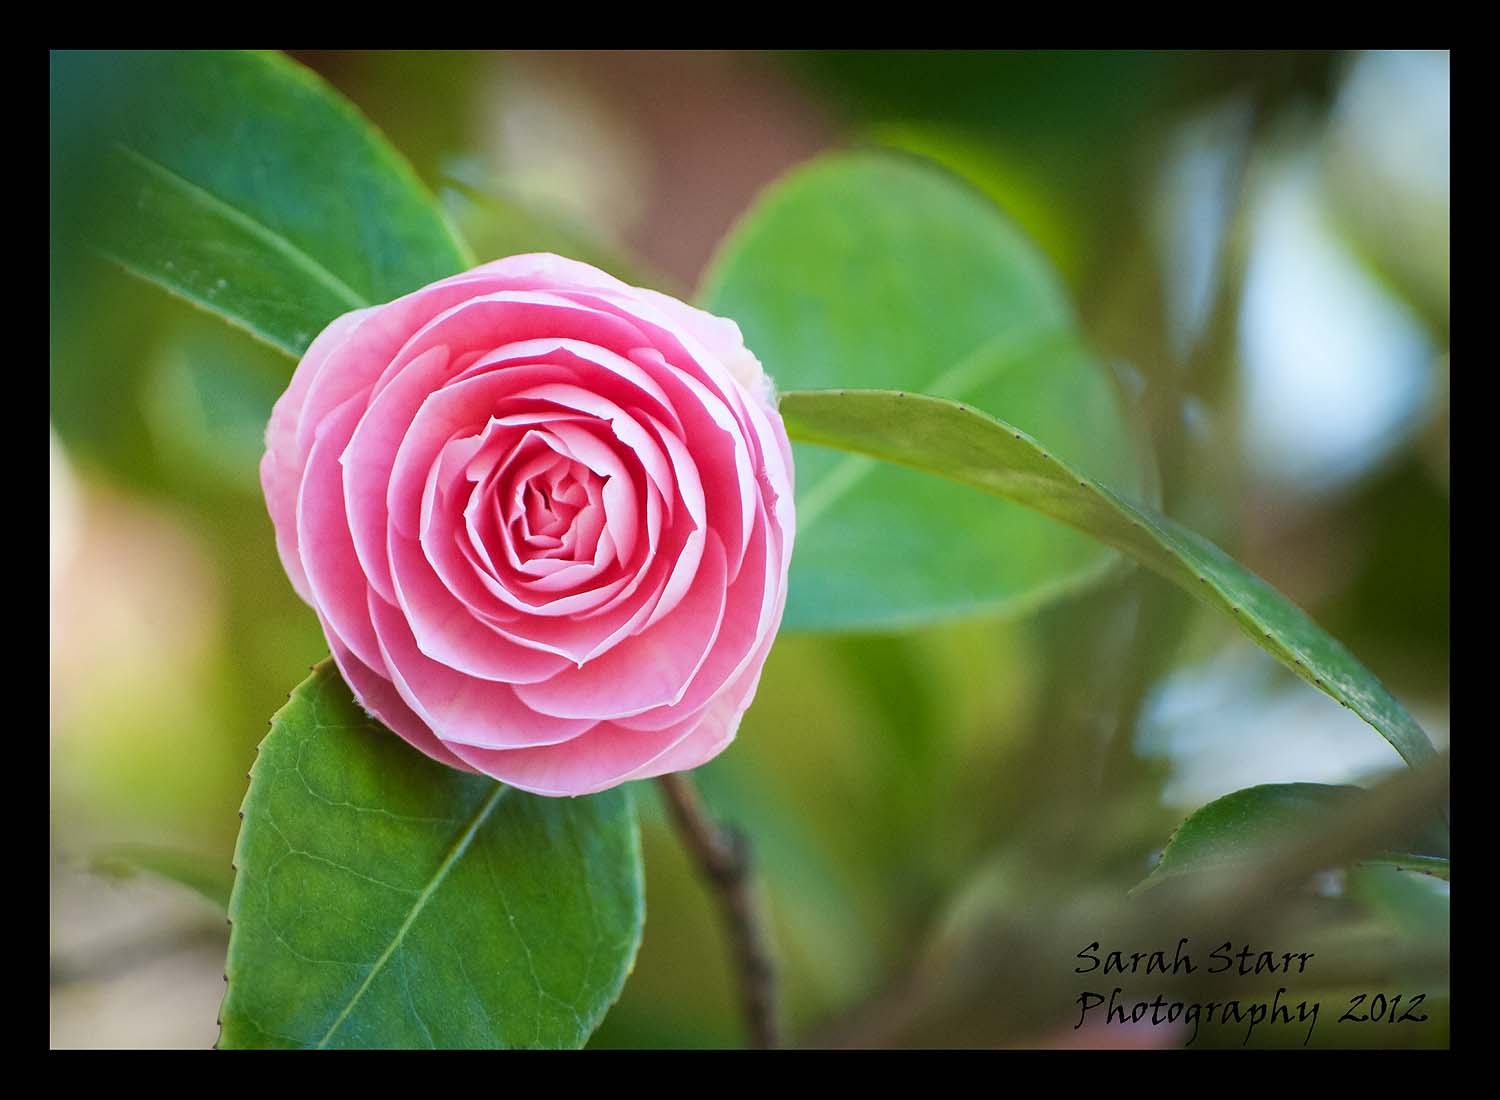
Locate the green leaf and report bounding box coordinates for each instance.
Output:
[1347,863,1450,946]
[1134,784,1449,895]
[77,50,470,358]
[699,150,1147,632]
[89,844,234,911]
[219,661,645,1049]
[777,388,1437,768]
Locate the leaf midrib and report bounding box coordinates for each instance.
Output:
[111,142,371,312]
[316,782,511,1048]
[788,323,1070,537]
[782,390,1440,767]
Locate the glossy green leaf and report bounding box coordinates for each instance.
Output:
[699,151,1147,632]
[79,50,470,358]
[1135,784,1449,895]
[777,389,1437,767]
[219,661,645,1049]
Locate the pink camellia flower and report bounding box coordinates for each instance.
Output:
[261,254,795,796]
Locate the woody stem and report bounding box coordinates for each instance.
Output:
[655,772,780,1049]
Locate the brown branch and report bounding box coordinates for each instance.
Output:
[656,772,780,1049]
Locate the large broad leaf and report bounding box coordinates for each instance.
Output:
[699,151,1147,632]
[219,662,645,1049]
[1135,784,1450,895]
[72,50,470,358]
[778,389,1438,768]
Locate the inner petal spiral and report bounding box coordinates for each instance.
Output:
[501,450,605,568]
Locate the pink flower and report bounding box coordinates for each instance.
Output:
[261,254,795,796]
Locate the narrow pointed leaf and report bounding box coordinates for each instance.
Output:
[777,388,1437,767]
[1135,783,1450,895]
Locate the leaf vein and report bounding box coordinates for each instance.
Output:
[111,142,370,313]
[315,782,511,1048]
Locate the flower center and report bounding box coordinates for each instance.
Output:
[453,431,615,587]
[510,461,603,563]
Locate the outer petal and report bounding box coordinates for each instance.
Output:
[261,307,373,603]
[368,589,598,749]
[327,628,477,775]
[628,285,772,404]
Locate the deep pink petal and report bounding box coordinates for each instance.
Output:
[616,506,773,732]
[327,629,477,775]
[514,534,728,720]
[297,395,384,672]
[262,307,373,602]
[368,590,597,749]
[387,527,573,684]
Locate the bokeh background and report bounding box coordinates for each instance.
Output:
[50,50,1449,1048]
